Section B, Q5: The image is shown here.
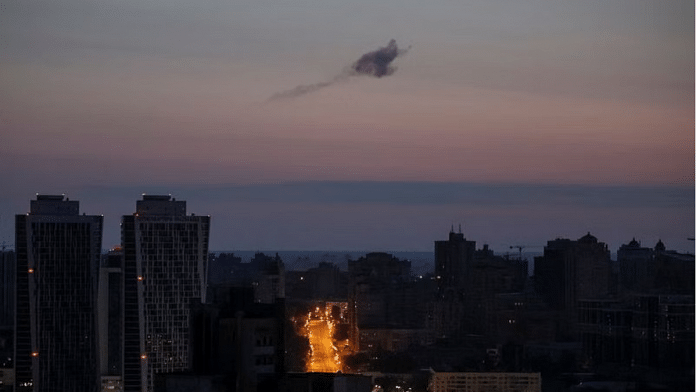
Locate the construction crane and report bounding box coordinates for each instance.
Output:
[508,245,542,261]
[509,245,525,259]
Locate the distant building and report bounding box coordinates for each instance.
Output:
[465,245,528,335]
[430,231,527,340]
[426,294,466,340]
[347,252,427,352]
[652,241,694,294]
[434,229,475,298]
[633,294,694,369]
[617,238,694,295]
[358,328,431,352]
[617,238,653,293]
[428,371,541,392]
[578,294,694,371]
[577,299,632,366]
[348,252,411,283]
[486,291,557,344]
[121,195,210,392]
[534,233,611,337]
[98,247,124,391]
[207,252,243,287]
[470,245,527,295]
[207,252,286,305]
[348,252,412,330]
[286,262,347,301]
[191,286,285,392]
[250,252,285,304]
[15,195,103,391]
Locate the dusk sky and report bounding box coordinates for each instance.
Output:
[1,0,693,253]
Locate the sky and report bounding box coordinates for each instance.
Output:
[1,0,694,254]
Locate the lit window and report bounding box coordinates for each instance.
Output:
[31,351,38,357]
[137,276,144,281]
[28,268,34,274]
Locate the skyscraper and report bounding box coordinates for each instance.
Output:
[0,249,15,328]
[434,228,475,297]
[121,195,209,392]
[15,195,103,391]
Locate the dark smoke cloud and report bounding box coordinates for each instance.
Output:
[268,39,409,101]
[350,39,406,78]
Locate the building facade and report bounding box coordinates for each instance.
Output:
[434,229,475,298]
[617,239,653,293]
[578,294,694,371]
[0,250,15,329]
[534,233,611,338]
[428,372,541,392]
[15,195,103,391]
[121,195,210,392]
[98,248,124,391]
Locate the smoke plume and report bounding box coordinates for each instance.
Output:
[268,39,409,101]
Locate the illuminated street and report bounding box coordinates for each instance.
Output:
[297,304,350,373]
[306,317,341,372]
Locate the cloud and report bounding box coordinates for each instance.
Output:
[268,39,409,101]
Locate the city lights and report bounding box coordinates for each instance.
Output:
[296,303,350,373]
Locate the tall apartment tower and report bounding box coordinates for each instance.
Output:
[0,249,15,328]
[121,195,210,392]
[15,195,103,391]
[434,228,476,297]
[617,238,653,293]
[534,233,611,338]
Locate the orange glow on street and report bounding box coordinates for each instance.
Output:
[297,303,351,373]
[306,316,340,373]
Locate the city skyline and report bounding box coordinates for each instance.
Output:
[1,0,693,253]
[1,183,693,254]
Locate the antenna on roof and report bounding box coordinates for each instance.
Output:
[458,224,462,233]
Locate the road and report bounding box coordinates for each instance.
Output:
[306,318,340,372]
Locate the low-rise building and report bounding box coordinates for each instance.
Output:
[428,371,541,392]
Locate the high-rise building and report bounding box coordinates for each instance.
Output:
[0,249,15,329]
[249,252,285,304]
[434,229,475,297]
[652,241,695,294]
[348,252,411,329]
[15,195,103,391]
[121,195,210,392]
[578,294,694,375]
[534,233,611,338]
[0,249,16,392]
[617,238,653,293]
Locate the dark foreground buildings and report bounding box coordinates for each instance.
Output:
[15,195,103,391]
[3,194,693,391]
[121,195,210,392]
